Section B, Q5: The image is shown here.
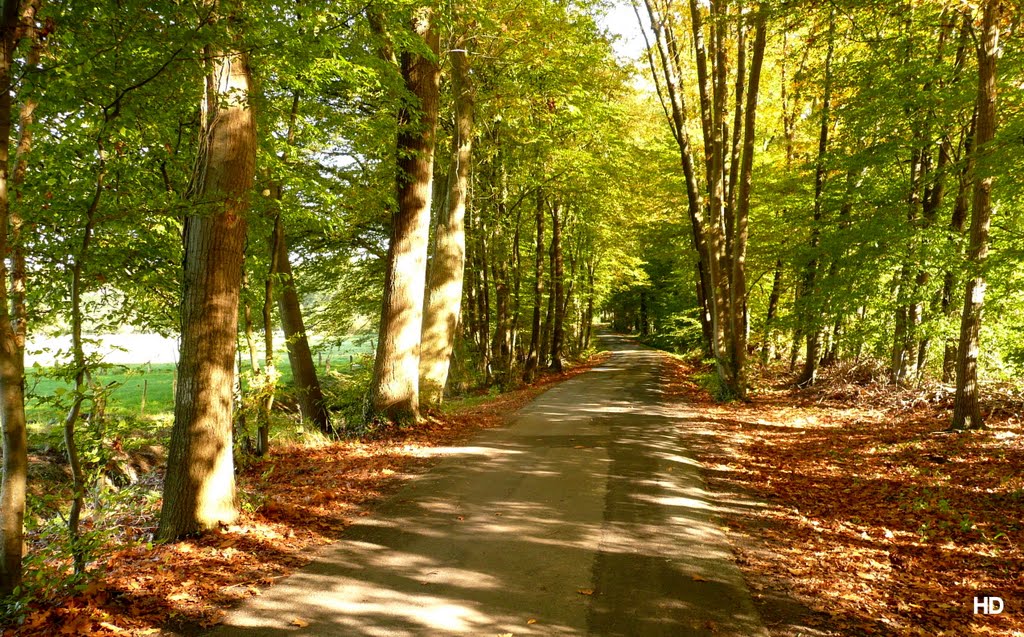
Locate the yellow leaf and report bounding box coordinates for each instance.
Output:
[691,575,708,582]
[527,618,538,624]
[577,588,594,595]
[291,617,310,627]
[98,622,127,634]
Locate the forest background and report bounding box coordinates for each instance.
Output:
[0,0,1020,635]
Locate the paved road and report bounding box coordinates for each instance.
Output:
[210,334,768,636]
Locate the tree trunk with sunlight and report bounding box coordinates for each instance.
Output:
[0,0,32,596]
[366,6,440,423]
[158,47,256,540]
[952,0,999,431]
[420,44,473,408]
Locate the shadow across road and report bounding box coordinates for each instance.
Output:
[209,333,768,636]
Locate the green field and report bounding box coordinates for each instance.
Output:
[25,336,376,434]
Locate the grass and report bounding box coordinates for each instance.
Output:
[24,335,377,441]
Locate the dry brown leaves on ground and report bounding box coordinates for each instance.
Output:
[5,356,604,637]
[663,356,1024,637]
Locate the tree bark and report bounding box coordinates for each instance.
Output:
[256,213,283,456]
[275,230,330,432]
[639,0,713,355]
[158,47,256,540]
[942,113,974,382]
[952,0,999,430]
[421,46,472,408]
[761,258,783,363]
[548,202,564,371]
[0,0,29,595]
[730,8,767,399]
[523,189,544,383]
[366,7,440,423]
[797,7,835,388]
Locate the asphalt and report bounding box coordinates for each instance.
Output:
[208,333,769,636]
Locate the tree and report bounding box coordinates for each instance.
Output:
[420,41,474,408]
[951,0,1000,431]
[639,0,769,398]
[366,4,441,423]
[0,0,31,597]
[158,44,256,539]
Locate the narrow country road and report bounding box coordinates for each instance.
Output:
[210,334,768,636]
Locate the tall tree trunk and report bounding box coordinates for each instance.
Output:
[941,114,974,382]
[158,47,256,540]
[583,260,595,350]
[822,168,859,366]
[63,167,102,574]
[548,202,564,371]
[638,0,714,356]
[420,46,472,407]
[729,8,766,399]
[275,231,330,432]
[256,214,283,456]
[506,207,522,381]
[951,0,999,431]
[704,0,732,388]
[797,7,835,388]
[761,258,783,363]
[477,215,491,382]
[940,18,975,383]
[0,0,36,594]
[523,189,544,383]
[639,290,650,337]
[366,8,440,422]
[268,92,330,433]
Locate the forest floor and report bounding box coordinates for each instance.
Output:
[4,357,606,637]
[665,355,1024,637]
[7,344,1023,636]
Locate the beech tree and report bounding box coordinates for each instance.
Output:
[365,4,441,423]
[638,0,768,398]
[0,0,31,597]
[420,38,474,408]
[158,45,256,540]
[951,0,1000,430]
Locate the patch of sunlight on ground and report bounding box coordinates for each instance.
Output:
[408,445,524,458]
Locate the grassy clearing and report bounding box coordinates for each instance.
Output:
[24,335,376,443]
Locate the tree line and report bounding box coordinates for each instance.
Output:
[0,0,1021,609]
[628,0,1021,421]
[0,0,643,598]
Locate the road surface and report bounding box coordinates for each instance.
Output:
[210,333,768,636]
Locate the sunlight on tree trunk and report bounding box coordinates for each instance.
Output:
[367,7,440,423]
[952,0,999,431]
[159,47,256,540]
[0,0,33,596]
[421,45,473,409]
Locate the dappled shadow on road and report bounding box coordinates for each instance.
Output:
[210,334,766,637]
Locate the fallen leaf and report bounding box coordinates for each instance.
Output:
[291,617,310,627]
[691,575,708,582]
[527,618,538,624]
[577,588,594,595]
[98,622,127,634]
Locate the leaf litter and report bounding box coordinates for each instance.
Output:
[663,354,1024,637]
[5,357,605,637]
